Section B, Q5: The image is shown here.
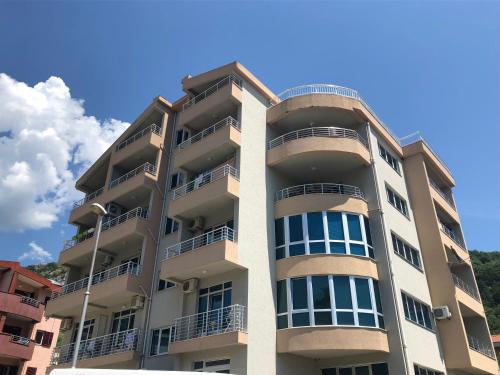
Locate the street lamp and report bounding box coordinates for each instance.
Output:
[71,203,107,368]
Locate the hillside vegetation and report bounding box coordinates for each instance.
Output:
[26,262,66,284]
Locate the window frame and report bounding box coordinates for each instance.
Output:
[386,185,409,217]
[378,143,401,174]
[149,326,174,356]
[413,364,444,375]
[322,362,389,375]
[164,217,179,236]
[193,358,230,373]
[401,292,434,331]
[391,232,422,271]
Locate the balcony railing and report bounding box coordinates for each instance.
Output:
[63,230,95,250]
[20,295,40,308]
[452,274,480,301]
[440,222,466,249]
[276,183,365,202]
[51,262,141,300]
[10,334,31,346]
[268,126,369,150]
[430,179,455,208]
[51,328,140,365]
[108,162,157,189]
[164,226,236,260]
[177,116,240,151]
[115,124,161,151]
[182,75,243,111]
[172,164,239,200]
[102,207,148,231]
[73,188,104,209]
[171,304,246,342]
[467,335,495,359]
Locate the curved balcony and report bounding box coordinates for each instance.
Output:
[274,183,368,219]
[267,127,370,177]
[0,292,44,322]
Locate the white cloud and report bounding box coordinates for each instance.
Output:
[18,241,53,263]
[0,73,129,231]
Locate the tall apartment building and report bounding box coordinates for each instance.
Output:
[46,62,498,375]
[0,261,61,375]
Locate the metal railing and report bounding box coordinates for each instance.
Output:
[177,116,240,151]
[400,131,452,175]
[182,75,243,111]
[171,304,246,342]
[102,207,148,231]
[63,230,94,250]
[164,226,236,260]
[440,222,466,249]
[276,183,365,202]
[172,164,239,200]
[109,162,157,189]
[73,188,104,209]
[116,124,161,151]
[51,262,141,300]
[452,274,480,301]
[467,335,495,359]
[10,334,31,346]
[51,328,140,365]
[268,126,368,150]
[430,179,455,208]
[20,295,41,308]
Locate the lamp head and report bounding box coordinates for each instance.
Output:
[90,203,107,216]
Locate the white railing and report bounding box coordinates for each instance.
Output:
[276,183,365,202]
[73,188,104,209]
[51,328,140,365]
[63,230,95,250]
[268,126,368,150]
[102,207,148,231]
[109,162,157,189]
[171,305,246,342]
[172,164,239,200]
[467,335,495,359]
[440,222,466,249]
[20,295,40,308]
[430,179,455,208]
[452,274,480,301]
[116,124,161,151]
[164,226,236,260]
[51,262,141,300]
[182,75,242,111]
[177,116,240,151]
[10,334,31,346]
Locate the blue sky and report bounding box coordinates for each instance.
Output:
[0,1,499,264]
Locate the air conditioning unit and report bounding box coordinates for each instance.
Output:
[182,278,199,294]
[61,317,73,331]
[188,216,205,232]
[106,202,124,218]
[131,295,145,310]
[101,255,114,267]
[433,306,452,320]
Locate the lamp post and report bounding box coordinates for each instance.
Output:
[71,203,107,368]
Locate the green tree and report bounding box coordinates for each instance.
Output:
[26,262,66,284]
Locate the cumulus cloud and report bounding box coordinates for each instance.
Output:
[0,73,129,231]
[18,241,53,263]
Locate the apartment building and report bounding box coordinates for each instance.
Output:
[0,261,61,375]
[46,62,498,375]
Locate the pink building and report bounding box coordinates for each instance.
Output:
[0,261,61,375]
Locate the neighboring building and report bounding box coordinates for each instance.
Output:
[493,335,500,364]
[0,261,61,375]
[46,62,499,375]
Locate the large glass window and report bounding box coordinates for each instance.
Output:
[149,326,174,356]
[402,292,433,331]
[276,276,384,329]
[322,362,389,375]
[274,211,373,260]
[391,232,421,270]
[386,186,409,217]
[379,143,400,173]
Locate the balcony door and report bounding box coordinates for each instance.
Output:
[197,282,232,336]
[110,309,136,351]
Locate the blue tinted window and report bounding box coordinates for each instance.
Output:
[277,280,287,314]
[330,242,346,254]
[309,242,326,254]
[347,214,362,241]
[307,212,324,240]
[276,247,285,260]
[355,278,372,309]
[373,281,383,313]
[364,217,372,246]
[337,311,354,325]
[333,277,352,309]
[350,244,366,256]
[312,276,331,309]
[277,315,288,329]
[289,243,306,256]
[314,311,332,325]
[292,312,309,327]
[291,278,308,309]
[358,312,376,327]
[275,218,284,246]
[289,215,303,242]
[327,212,344,240]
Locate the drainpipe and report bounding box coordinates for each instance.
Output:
[366,122,411,375]
[139,111,178,368]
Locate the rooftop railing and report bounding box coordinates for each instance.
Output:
[440,222,466,249]
[51,328,140,365]
[9,334,31,346]
[164,226,236,260]
[429,179,455,208]
[467,335,495,359]
[73,188,104,209]
[452,274,480,301]
[177,116,240,151]
[171,304,246,342]
[108,162,157,189]
[268,126,368,150]
[172,164,239,200]
[182,75,242,111]
[276,183,365,202]
[116,124,161,151]
[51,262,141,300]
[102,207,148,231]
[63,230,94,250]
[20,295,41,308]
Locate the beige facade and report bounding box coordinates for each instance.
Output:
[47,62,497,375]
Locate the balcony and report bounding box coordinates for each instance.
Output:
[174,116,241,171]
[451,274,485,317]
[267,127,370,177]
[160,227,242,281]
[177,75,242,129]
[168,164,239,219]
[0,292,44,322]
[112,124,162,165]
[59,207,149,266]
[440,222,467,251]
[46,262,142,317]
[274,183,368,219]
[169,305,247,354]
[0,333,35,361]
[50,328,140,368]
